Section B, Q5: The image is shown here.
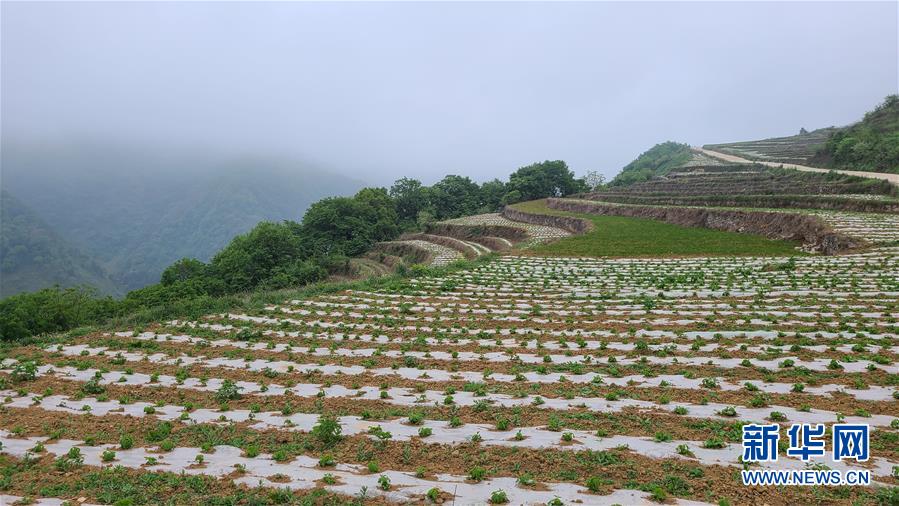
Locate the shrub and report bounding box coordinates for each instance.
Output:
[215,379,241,402]
[468,466,487,482]
[676,444,694,457]
[311,415,343,447]
[490,490,509,504]
[54,447,84,471]
[11,361,37,382]
[81,377,106,395]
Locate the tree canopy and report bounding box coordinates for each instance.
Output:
[506,160,585,201]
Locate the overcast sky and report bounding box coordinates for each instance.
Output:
[3,1,897,185]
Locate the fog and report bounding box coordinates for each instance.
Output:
[2,1,897,184]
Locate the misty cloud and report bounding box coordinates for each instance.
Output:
[2,1,896,184]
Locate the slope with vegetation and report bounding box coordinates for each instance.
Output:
[608,141,692,186]
[591,164,898,212]
[1,190,118,297]
[0,160,586,341]
[0,243,895,506]
[583,101,899,254]
[1,144,366,292]
[511,199,804,257]
[703,127,836,166]
[706,95,899,174]
[813,95,899,173]
[2,112,898,505]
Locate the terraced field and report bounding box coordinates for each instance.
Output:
[359,213,572,271]
[441,213,571,244]
[2,248,897,505]
[703,129,837,166]
[803,210,899,245]
[596,165,896,199]
[3,144,897,505]
[572,157,899,257]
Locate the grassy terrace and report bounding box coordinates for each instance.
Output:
[510,199,804,258]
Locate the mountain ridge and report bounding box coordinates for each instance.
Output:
[1,142,367,294]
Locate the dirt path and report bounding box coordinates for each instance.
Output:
[695,147,899,186]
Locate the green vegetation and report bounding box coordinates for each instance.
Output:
[609,142,692,186]
[816,95,899,173]
[0,286,119,342]
[0,252,496,342]
[512,200,803,257]
[2,159,585,341]
[0,454,359,505]
[0,190,118,297]
[390,160,585,228]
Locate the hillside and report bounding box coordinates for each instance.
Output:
[0,190,118,297]
[702,127,837,167]
[1,158,897,506]
[1,143,366,293]
[608,141,692,186]
[1,226,895,506]
[812,95,899,173]
[705,95,899,174]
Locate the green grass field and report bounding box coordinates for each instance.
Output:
[512,200,805,257]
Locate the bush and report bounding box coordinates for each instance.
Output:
[210,222,305,292]
[11,361,37,382]
[311,415,343,448]
[468,466,487,482]
[490,490,508,504]
[0,286,117,341]
[215,380,241,402]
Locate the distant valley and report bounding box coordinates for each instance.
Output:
[0,142,365,297]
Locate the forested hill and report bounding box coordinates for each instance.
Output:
[1,143,366,293]
[1,189,118,297]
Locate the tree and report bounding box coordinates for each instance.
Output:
[354,187,400,242]
[429,175,481,219]
[389,178,430,226]
[506,160,584,201]
[300,188,400,258]
[210,221,304,292]
[582,170,606,192]
[500,190,522,206]
[160,258,207,286]
[478,179,507,213]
